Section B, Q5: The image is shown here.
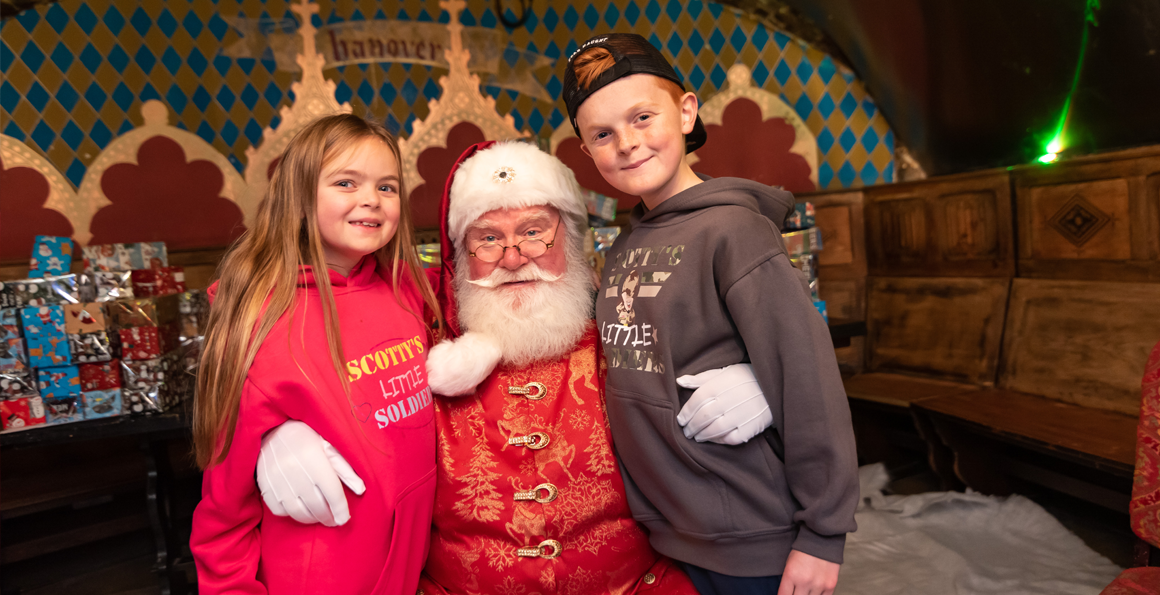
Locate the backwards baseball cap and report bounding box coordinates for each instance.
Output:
[563,33,707,153]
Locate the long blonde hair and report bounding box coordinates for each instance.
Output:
[194,114,443,469]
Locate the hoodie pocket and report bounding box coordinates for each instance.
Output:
[606,389,731,536]
[608,388,799,539]
[370,467,437,594]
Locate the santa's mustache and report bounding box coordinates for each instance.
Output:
[465,263,563,288]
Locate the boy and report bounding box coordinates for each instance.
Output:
[565,34,858,595]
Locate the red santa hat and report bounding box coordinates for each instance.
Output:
[427,141,588,396]
[434,140,588,338]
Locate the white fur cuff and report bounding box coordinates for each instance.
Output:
[426,332,503,397]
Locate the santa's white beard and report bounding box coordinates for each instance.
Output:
[455,254,593,367]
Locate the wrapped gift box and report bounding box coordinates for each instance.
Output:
[121,354,189,414]
[80,360,122,391]
[20,304,66,340]
[1,338,28,372]
[119,327,162,361]
[38,365,81,398]
[29,236,74,278]
[82,271,135,302]
[22,304,71,367]
[83,388,121,419]
[69,332,115,363]
[63,302,107,334]
[106,295,181,329]
[26,338,70,367]
[784,203,816,231]
[813,300,829,323]
[2,396,46,430]
[1,308,21,340]
[781,227,823,258]
[131,267,186,297]
[43,395,83,424]
[1,369,38,399]
[82,242,168,273]
[123,388,164,415]
[0,275,80,308]
[121,356,174,389]
[179,290,209,341]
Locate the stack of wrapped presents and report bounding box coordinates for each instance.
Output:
[1,236,208,431]
[781,203,828,321]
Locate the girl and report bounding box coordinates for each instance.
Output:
[190,114,443,594]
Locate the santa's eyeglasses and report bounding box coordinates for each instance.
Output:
[468,218,561,264]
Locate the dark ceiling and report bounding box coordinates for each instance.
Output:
[777,0,1160,176]
[5,0,1159,176]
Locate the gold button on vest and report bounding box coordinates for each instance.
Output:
[508,431,550,450]
[517,539,563,559]
[514,482,559,503]
[643,572,656,585]
[508,381,548,400]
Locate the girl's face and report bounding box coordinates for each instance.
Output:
[315,138,401,274]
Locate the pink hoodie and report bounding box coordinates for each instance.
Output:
[191,256,436,594]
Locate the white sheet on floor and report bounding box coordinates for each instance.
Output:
[836,464,1123,595]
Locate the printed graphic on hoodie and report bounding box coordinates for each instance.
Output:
[599,244,683,374]
[346,334,432,430]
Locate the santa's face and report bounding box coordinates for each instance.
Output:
[455,204,594,367]
[465,205,568,287]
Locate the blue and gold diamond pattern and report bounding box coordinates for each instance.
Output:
[1,0,893,189]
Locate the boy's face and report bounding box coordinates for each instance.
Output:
[575,74,698,203]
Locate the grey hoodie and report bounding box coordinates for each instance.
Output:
[594,175,858,576]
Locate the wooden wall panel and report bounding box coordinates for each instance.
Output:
[1000,279,1160,416]
[818,279,865,321]
[864,171,1014,277]
[803,190,868,281]
[1015,147,1160,282]
[866,276,1010,384]
[815,205,855,266]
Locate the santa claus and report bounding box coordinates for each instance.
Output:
[255,141,772,593]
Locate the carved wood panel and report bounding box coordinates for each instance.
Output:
[864,171,1013,277]
[866,276,1010,385]
[871,196,927,265]
[999,278,1160,416]
[1014,147,1160,282]
[1025,179,1131,260]
[936,191,999,261]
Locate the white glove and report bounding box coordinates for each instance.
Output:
[257,420,366,526]
[675,363,773,445]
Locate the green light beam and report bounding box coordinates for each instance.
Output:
[1039,0,1100,164]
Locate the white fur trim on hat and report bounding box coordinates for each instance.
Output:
[447,141,588,248]
[425,331,503,396]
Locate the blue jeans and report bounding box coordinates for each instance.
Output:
[682,563,783,595]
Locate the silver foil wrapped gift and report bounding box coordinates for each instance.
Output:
[0,275,80,308]
[80,271,135,302]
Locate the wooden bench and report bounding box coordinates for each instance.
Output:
[841,276,1008,476]
[913,279,1160,510]
[842,275,1158,510]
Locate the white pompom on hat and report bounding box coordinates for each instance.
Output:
[446,141,588,250]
